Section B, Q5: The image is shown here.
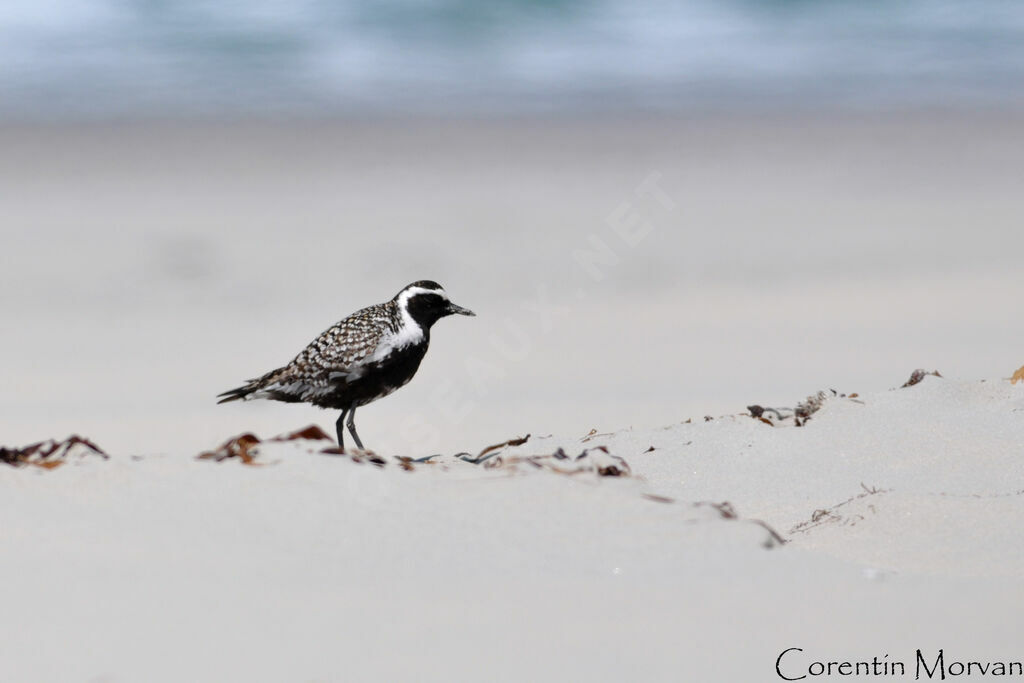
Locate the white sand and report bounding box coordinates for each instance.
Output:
[2,374,1022,681]
[2,115,1024,458]
[2,115,1022,679]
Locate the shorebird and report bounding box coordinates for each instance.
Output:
[217,281,475,450]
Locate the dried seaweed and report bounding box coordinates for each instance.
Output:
[475,434,531,460]
[699,501,737,519]
[478,445,632,478]
[198,424,337,466]
[789,484,892,535]
[902,368,942,388]
[795,390,831,422]
[746,387,863,427]
[693,501,786,548]
[581,428,615,443]
[197,433,261,464]
[1,436,108,469]
[642,493,675,504]
[1011,365,1024,385]
[271,425,332,442]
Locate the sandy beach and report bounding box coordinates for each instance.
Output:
[2,113,1024,681]
[3,113,1023,457]
[2,374,1023,681]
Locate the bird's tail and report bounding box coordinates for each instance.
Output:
[216,367,284,404]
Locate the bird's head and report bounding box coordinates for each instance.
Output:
[394,280,475,329]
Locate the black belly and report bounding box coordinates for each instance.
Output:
[311,343,428,410]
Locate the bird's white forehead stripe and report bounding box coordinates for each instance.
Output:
[397,286,449,307]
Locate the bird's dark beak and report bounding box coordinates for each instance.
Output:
[448,302,476,317]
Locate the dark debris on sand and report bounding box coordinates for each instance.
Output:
[745,389,861,427]
[744,368,943,428]
[0,436,109,469]
[901,368,942,388]
[197,425,337,466]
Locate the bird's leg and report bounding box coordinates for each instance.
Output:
[335,408,348,450]
[346,406,364,451]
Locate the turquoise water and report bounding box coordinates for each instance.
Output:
[2,0,1024,118]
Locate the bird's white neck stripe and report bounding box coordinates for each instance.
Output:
[367,287,442,363]
[395,300,423,340]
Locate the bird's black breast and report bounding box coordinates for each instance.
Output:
[311,341,429,410]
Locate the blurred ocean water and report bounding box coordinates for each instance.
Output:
[2,0,1024,119]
